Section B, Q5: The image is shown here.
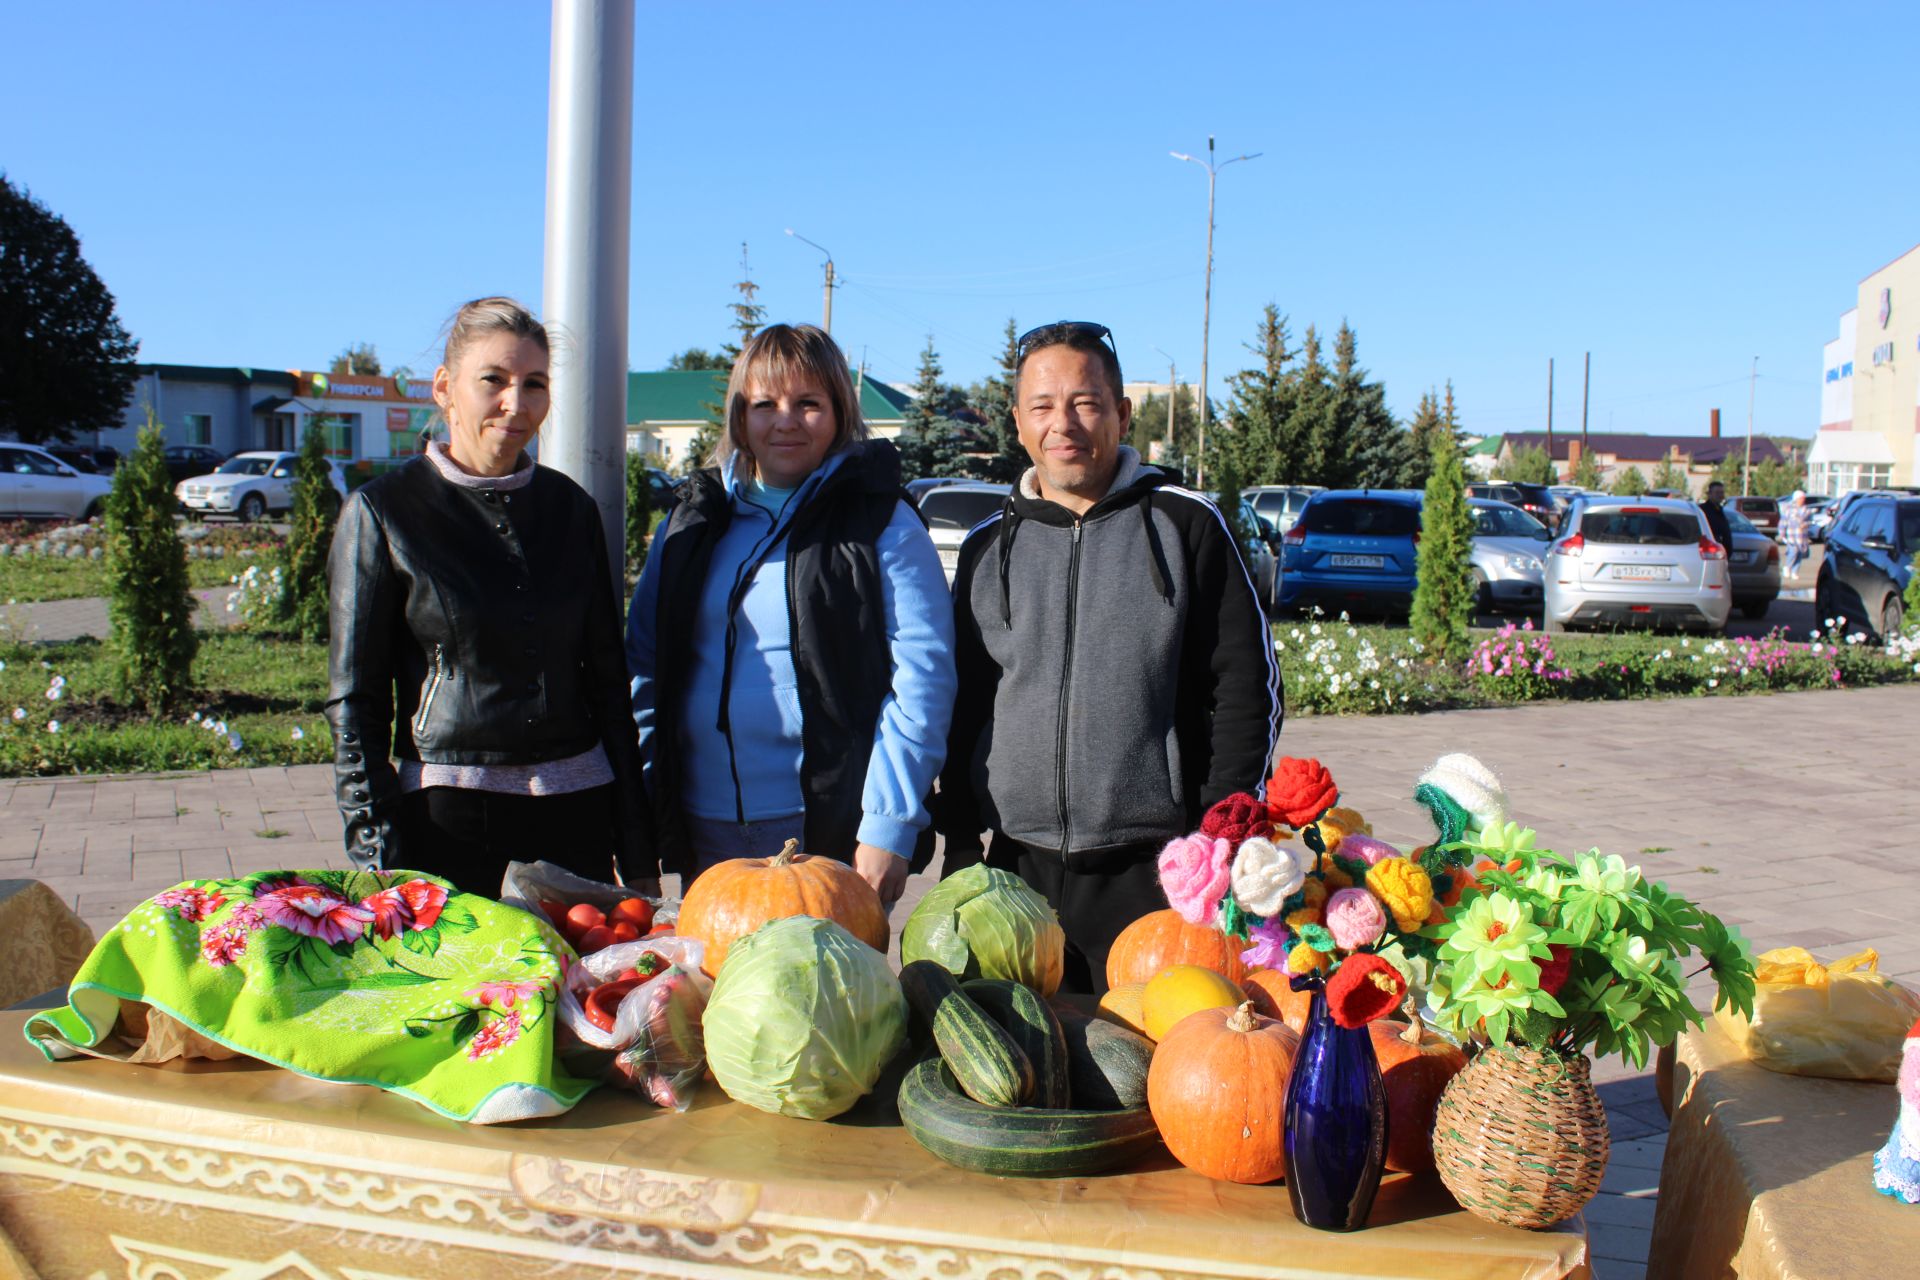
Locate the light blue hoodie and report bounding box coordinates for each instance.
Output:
[625,450,957,859]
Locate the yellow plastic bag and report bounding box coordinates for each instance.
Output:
[1715,947,1920,1081]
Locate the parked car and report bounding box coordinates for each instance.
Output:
[1815,492,1920,641]
[1244,484,1324,535]
[1723,507,1782,619]
[1730,495,1779,536]
[906,476,970,504]
[1277,489,1422,617]
[175,451,348,521]
[641,467,680,513]
[0,442,114,521]
[1206,492,1281,610]
[1806,493,1840,539]
[1543,496,1729,634]
[1467,481,1560,532]
[162,444,227,486]
[916,481,1010,583]
[1468,499,1549,614]
[43,444,119,474]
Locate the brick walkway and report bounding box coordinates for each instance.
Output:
[5,682,1916,1279]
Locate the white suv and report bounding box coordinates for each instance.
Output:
[0,442,114,521]
[916,482,1010,584]
[1544,496,1730,634]
[176,451,348,521]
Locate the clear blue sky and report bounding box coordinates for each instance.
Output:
[5,1,1911,440]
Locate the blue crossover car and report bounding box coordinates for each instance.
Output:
[1277,490,1423,616]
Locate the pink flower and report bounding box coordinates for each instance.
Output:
[1240,919,1292,970]
[465,979,548,1010]
[1157,834,1233,926]
[227,902,266,932]
[1337,834,1399,867]
[200,924,249,967]
[253,878,373,945]
[360,887,412,940]
[155,886,227,922]
[1326,887,1388,950]
[467,1009,523,1060]
[395,879,448,930]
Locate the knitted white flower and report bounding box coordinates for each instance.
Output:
[1418,753,1510,833]
[1230,837,1307,917]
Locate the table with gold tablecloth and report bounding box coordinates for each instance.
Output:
[0,880,94,1010]
[1648,1019,1919,1280]
[0,1010,1588,1279]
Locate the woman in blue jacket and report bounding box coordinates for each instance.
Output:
[625,324,955,908]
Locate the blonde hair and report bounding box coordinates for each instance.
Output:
[430,297,551,442]
[710,324,867,479]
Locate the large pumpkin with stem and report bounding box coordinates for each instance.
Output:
[1370,1014,1469,1173]
[1243,968,1313,1037]
[1147,1001,1300,1183]
[1107,909,1251,990]
[678,839,888,977]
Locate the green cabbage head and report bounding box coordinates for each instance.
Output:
[704,915,907,1120]
[901,863,1065,995]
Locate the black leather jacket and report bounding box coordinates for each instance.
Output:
[324,457,653,880]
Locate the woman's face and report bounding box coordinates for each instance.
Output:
[742,375,836,488]
[434,332,550,477]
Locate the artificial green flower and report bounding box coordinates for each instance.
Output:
[1523,865,1567,902]
[1612,934,1663,979]
[1471,820,1539,863]
[1435,892,1553,988]
[1569,851,1641,897]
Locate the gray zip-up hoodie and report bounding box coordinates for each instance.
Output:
[939,449,1282,860]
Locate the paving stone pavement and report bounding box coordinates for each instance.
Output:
[5,681,1916,1280]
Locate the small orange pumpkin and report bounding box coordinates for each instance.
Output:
[677,839,887,977]
[1369,1014,1469,1173]
[1242,969,1313,1037]
[1106,909,1251,990]
[1147,1001,1300,1183]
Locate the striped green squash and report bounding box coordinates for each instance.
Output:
[899,960,1033,1108]
[964,978,1070,1108]
[898,1057,1162,1178]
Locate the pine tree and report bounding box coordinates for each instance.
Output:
[1571,448,1603,489]
[1222,305,1300,487]
[1332,320,1413,490]
[276,416,339,642]
[1295,325,1351,488]
[1410,427,1477,663]
[722,242,765,359]
[969,317,1027,483]
[1608,465,1649,496]
[895,336,969,481]
[1496,445,1555,485]
[104,413,198,713]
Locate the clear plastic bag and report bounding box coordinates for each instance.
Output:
[1714,947,1920,1082]
[499,859,675,931]
[558,936,711,1111]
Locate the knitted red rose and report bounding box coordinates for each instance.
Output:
[1537,943,1572,998]
[1199,792,1274,846]
[1326,952,1407,1029]
[1267,756,1338,829]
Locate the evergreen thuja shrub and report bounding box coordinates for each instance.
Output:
[277,417,339,641]
[1411,430,1477,662]
[625,448,654,580]
[104,415,198,712]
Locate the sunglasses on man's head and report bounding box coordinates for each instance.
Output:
[1015,321,1119,367]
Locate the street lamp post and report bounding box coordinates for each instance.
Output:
[785,229,835,336]
[1172,136,1260,488]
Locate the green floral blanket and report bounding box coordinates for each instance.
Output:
[23,868,594,1124]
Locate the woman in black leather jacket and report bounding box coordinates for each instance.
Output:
[324,297,654,897]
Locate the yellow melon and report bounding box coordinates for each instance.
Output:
[1096,982,1151,1037]
[1142,965,1247,1041]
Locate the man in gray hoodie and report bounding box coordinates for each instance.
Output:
[936,322,1283,993]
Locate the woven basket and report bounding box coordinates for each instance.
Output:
[1431,1043,1609,1229]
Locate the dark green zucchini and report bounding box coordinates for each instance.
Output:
[1052,1001,1155,1110]
[899,959,1033,1108]
[898,1057,1161,1178]
[964,977,1071,1108]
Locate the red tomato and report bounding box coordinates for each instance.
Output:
[566,903,606,934]
[609,897,655,933]
[539,899,569,927]
[579,924,616,953]
[609,921,640,944]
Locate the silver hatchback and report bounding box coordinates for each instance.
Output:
[1544,497,1731,633]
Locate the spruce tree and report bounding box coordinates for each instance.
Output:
[1496,444,1555,485]
[1332,320,1413,489]
[1571,448,1604,489]
[969,318,1026,482]
[896,336,969,481]
[104,413,198,713]
[276,416,339,641]
[1410,427,1477,663]
[1211,453,1260,564]
[1223,305,1300,486]
[1608,466,1649,496]
[1404,391,1447,490]
[689,244,767,476]
[1649,454,1690,493]
[1295,325,1349,488]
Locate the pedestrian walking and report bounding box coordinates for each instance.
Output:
[936,321,1282,993]
[1780,489,1812,581]
[1700,480,1733,551]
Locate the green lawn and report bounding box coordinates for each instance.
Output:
[0,554,256,603]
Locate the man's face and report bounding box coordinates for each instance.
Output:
[1707,484,1725,503]
[1014,345,1131,509]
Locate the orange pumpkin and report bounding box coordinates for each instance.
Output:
[1369,1016,1469,1173]
[1095,982,1151,1037]
[1147,1002,1299,1183]
[1142,965,1246,1041]
[677,839,888,977]
[1243,969,1313,1037]
[1106,909,1251,990]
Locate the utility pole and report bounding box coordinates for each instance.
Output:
[1172,136,1260,488]
[1154,346,1179,459]
[542,0,634,597]
[1546,357,1555,477]
[784,229,836,335]
[1580,351,1591,453]
[1744,356,1758,496]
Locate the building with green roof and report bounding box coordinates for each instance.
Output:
[624,369,912,470]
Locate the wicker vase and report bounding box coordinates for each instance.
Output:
[1431,1043,1609,1229]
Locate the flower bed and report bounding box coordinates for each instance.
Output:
[0,520,282,602]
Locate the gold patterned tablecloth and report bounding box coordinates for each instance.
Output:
[0,1011,1588,1279]
[0,880,95,1010]
[1648,1019,1920,1280]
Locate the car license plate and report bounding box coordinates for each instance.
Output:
[1611,564,1672,582]
[1329,554,1385,569]
[1732,551,1753,564]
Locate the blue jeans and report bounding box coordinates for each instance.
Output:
[684,813,806,880]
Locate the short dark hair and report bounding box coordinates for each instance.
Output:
[1014,322,1124,400]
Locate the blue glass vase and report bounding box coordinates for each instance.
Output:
[1284,981,1388,1232]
